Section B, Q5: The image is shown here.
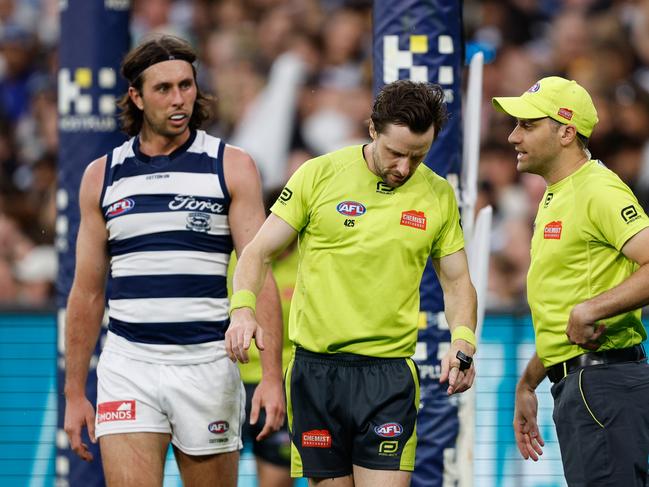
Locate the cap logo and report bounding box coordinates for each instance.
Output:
[557,108,573,120]
[527,82,540,93]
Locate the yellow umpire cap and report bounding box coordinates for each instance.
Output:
[492,76,599,137]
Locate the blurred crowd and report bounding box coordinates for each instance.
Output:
[0,0,647,311]
[0,0,58,307]
[466,0,649,309]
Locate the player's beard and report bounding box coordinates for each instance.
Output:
[372,145,411,188]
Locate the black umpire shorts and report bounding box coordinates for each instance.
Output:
[285,347,420,478]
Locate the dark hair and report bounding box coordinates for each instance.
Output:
[370,80,447,137]
[117,35,213,136]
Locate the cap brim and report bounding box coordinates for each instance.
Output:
[492,97,548,119]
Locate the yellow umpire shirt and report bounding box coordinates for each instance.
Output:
[528,160,649,367]
[270,144,464,358]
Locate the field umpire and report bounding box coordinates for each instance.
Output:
[494,76,649,486]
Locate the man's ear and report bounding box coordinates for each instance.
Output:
[560,124,578,146]
[369,120,377,140]
[128,86,144,111]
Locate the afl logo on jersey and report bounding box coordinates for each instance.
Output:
[208,421,229,434]
[336,201,366,217]
[374,422,403,438]
[105,198,135,218]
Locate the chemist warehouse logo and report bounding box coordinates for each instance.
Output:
[302,429,332,448]
[401,210,427,230]
[543,221,563,240]
[58,66,118,132]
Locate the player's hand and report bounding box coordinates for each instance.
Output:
[513,383,544,461]
[64,395,96,462]
[566,303,606,350]
[440,339,476,395]
[250,376,285,441]
[225,308,264,363]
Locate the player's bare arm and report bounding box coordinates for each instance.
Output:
[223,145,287,438]
[566,226,649,348]
[514,353,546,461]
[433,249,478,395]
[64,156,110,462]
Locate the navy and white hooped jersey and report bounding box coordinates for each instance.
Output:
[100,130,233,364]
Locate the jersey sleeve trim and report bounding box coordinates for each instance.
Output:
[615,220,649,252]
[215,139,229,202]
[99,152,112,221]
[431,239,465,259]
[270,208,303,232]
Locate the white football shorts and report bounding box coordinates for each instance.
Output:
[95,348,245,455]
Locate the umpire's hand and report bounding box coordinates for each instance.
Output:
[514,383,544,461]
[226,307,264,363]
[566,303,606,350]
[440,340,476,395]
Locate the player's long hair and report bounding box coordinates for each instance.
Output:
[117,35,213,136]
[371,80,447,138]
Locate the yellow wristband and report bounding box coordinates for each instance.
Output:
[229,289,256,316]
[451,326,477,350]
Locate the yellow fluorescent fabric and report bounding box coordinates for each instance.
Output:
[527,160,649,366]
[271,145,464,357]
[492,76,599,137]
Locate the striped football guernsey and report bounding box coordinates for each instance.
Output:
[100,130,233,364]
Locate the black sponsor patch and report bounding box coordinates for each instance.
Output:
[543,193,554,208]
[621,205,641,223]
[376,181,394,194]
[279,187,293,204]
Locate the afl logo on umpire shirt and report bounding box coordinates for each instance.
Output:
[336,201,366,217]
